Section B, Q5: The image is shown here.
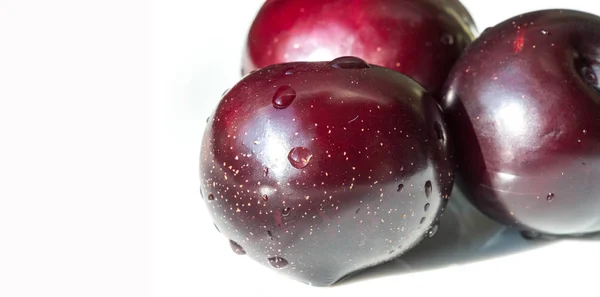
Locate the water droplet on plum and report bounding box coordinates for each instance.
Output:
[424,181,432,198]
[581,66,597,85]
[427,224,439,238]
[520,230,540,240]
[330,56,370,69]
[268,256,289,268]
[434,122,444,142]
[288,147,313,169]
[272,86,296,109]
[397,184,404,192]
[229,240,246,255]
[441,34,454,45]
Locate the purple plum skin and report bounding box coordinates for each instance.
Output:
[441,9,600,235]
[201,58,454,285]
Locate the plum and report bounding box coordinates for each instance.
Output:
[441,9,600,236]
[242,0,477,95]
[200,57,454,285]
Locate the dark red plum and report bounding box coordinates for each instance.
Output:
[201,57,454,286]
[243,0,477,95]
[441,10,600,236]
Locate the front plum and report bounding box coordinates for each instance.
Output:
[201,57,454,286]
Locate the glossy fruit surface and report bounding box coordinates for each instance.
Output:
[201,57,454,286]
[441,9,600,235]
[243,0,477,95]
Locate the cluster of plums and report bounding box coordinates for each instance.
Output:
[200,0,600,286]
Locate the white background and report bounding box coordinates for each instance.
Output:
[1,0,599,296]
